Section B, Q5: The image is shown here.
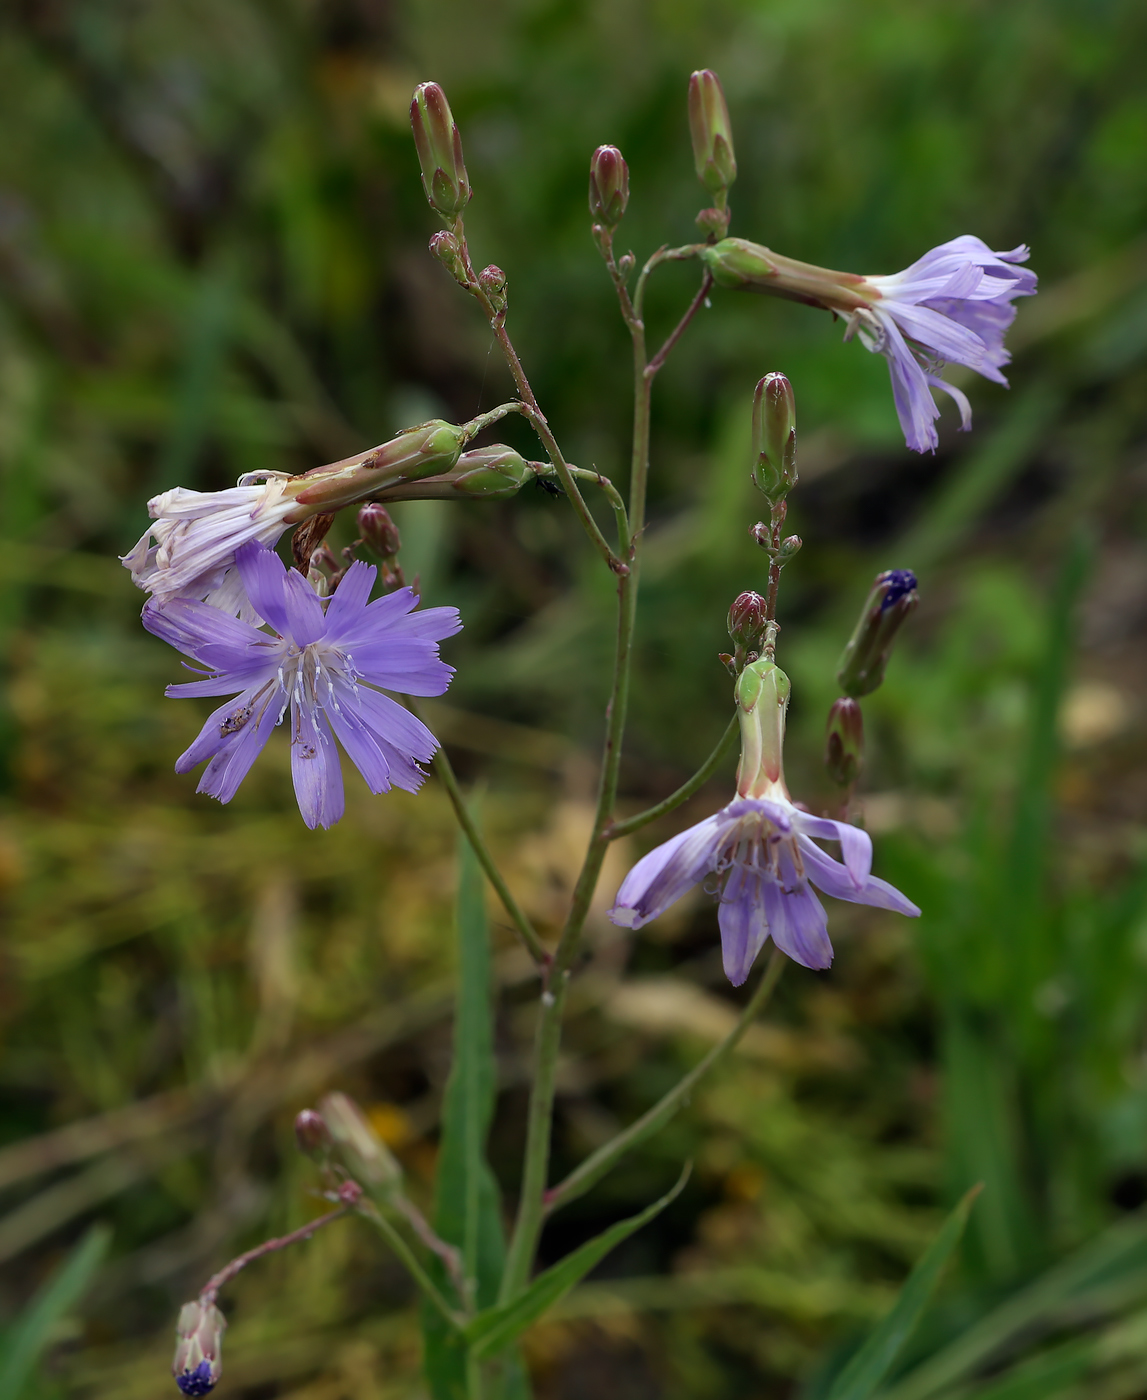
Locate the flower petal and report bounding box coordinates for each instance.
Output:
[793,813,872,887]
[235,542,294,636]
[321,560,377,636]
[289,704,344,829]
[608,812,729,929]
[718,864,770,985]
[762,874,833,970]
[798,836,921,916]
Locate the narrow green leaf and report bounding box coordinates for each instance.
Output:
[824,1186,979,1400]
[466,1165,691,1360]
[422,829,513,1400]
[0,1223,110,1400]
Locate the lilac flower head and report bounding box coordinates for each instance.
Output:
[143,542,461,829]
[853,237,1037,452]
[608,659,918,983]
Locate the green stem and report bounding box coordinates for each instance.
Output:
[533,463,629,548]
[460,401,527,441]
[607,711,738,841]
[543,950,785,1214]
[411,701,550,969]
[358,1204,465,1329]
[497,969,568,1300]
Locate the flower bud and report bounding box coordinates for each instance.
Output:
[688,70,737,203]
[776,534,802,561]
[725,590,768,673]
[451,444,531,499]
[429,230,469,285]
[589,145,629,227]
[410,82,471,220]
[836,569,919,698]
[173,1300,226,1396]
[734,658,790,798]
[617,252,635,278]
[294,1109,331,1157]
[751,373,798,503]
[695,206,730,238]
[478,264,507,315]
[288,421,467,515]
[824,697,864,788]
[356,503,402,559]
[318,1091,403,1194]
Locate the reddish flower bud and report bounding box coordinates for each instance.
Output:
[294,1109,331,1157]
[356,504,402,559]
[688,70,737,204]
[429,230,469,285]
[478,264,508,315]
[589,145,629,227]
[824,697,864,788]
[410,82,471,220]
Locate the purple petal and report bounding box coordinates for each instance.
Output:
[290,704,344,829]
[718,864,770,986]
[346,685,439,762]
[793,814,872,887]
[351,641,456,696]
[762,874,833,970]
[723,796,793,832]
[875,314,941,453]
[142,597,264,663]
[324,700,392,793]
[281,566,328,647]
[196,696,281,804]
[175,681,282,773]
[798,836,921,916]
[166,664,280,698]
[321,561,377,636]
[608,812,728,929]
[235,543,293,636]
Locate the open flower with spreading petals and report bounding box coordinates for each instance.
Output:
[608,659,918,983]
[143,542,460,828]
[702,234,1037,453]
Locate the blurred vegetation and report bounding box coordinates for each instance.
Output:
[1,0,1147,1396]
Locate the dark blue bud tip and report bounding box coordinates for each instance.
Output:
[880,569,917,610]
[176,1363,217,1396]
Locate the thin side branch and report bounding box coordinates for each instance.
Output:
[607,711,737,840]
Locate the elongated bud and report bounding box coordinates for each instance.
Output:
[751,373,797,502]
[287,421,467,517]
[410,82,471,220]
[357,503,402,558]
[836,569,918,697]
[589,145,629,227]
[700,238,873,313]
[294,1108,331,1157]
[429,230,469,285]
[451,444,531,498]
[688,71,737,206]
[734,658,790,799]
[319,1091,403,1194]
[824,697,864,788]
[173,1301,226,1396]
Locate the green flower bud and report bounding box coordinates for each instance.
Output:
[836,570,919,698]
[688,70,737,204]
[734,658,790,798]
[451,444,531,499]
[751,372,798,502]
[824,697,864,788]
[410,82,471,220]
[589,145,630,227]
[319,1091,403,1195]
[288,421,467,515]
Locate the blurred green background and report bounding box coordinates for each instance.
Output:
[2,0,1147,1396]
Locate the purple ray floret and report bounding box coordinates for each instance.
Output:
[609,795,919,984]
[143,542,461,829]
[859,236,1037,453]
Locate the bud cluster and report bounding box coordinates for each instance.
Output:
[356,503,405,590]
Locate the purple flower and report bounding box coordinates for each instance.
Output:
[608,793,919,984]
[855,236,1037,453]
[143,542,461,828]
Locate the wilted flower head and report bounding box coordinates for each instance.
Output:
[609,659,918,983]
[143,542,460,829]
[173,1300,226,1396]
[702,235,1037,453]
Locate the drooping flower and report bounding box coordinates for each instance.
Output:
[123,421,469,615]
[701,234,1037,453]
[608,658,919,983]
[143,541,460,828]
[172,1300,226,1396]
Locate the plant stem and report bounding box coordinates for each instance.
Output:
[533,462,629,548]
[607,711,738,840]
[411,702,549,969]
[497,970,568,1301]
[460,401,527,441]
[359,1202,466,1329]
[543,950,785,1214]
[646,271,713,378]
[198,1204,350,1304]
